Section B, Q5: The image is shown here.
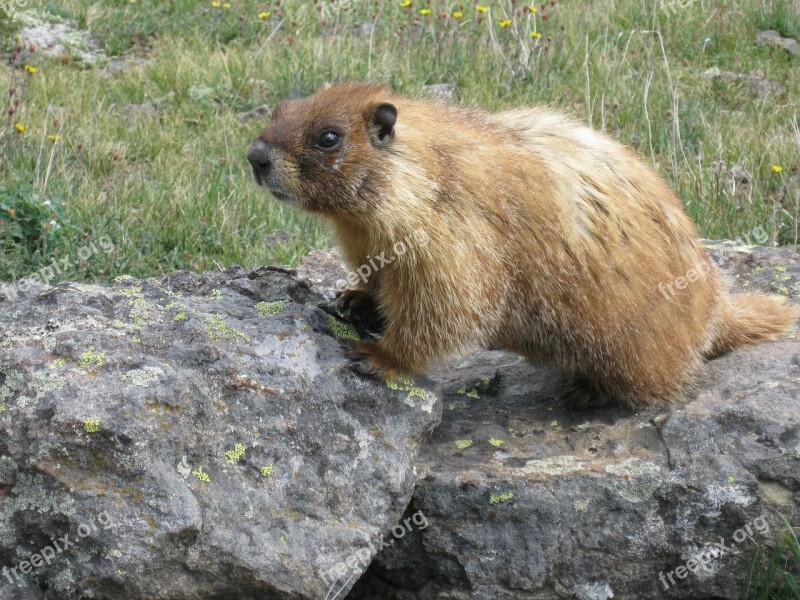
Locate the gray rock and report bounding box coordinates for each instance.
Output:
[0,267,440,599]
[702,67,786,98]
[121,103,159,120]
[2,243,799,599]
[18,22,104,66]
[237,104,272,123]
[347,242,800,599]
[422,83,458,101]
[756,30,799,55]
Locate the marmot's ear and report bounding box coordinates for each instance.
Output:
[370,103,397,148]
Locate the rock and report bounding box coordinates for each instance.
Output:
[121,103,159,120]
[756,30,799,55]
[2,244,799,599]
[237,103,272,123]
[14,11,106,67]
[0,267,440,599]
[703,67,786,98]
[422,83,458,101]
[345,243,800,599]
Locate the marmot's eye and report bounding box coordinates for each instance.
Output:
[316,131,341,150]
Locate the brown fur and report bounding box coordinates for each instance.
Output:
[247,82,799,408]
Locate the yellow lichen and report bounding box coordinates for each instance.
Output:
[225,443,246,464]
[255,301,287,317]
[489,492,514,505]
[454,439,473,450]
[83,419,101,433]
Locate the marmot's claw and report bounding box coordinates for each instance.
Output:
[345,342,396,381]
[559,378,614,410]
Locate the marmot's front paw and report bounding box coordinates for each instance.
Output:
[345,341,399,381]
[336,289,386,335]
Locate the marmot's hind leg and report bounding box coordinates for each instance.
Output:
[558,376,615,410]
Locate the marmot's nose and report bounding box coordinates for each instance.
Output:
[247,138,274,180]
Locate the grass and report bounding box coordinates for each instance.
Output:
[0,0,799,288]
[743,514,800,600]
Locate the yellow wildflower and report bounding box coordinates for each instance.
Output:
[419,8,431,16]
[48,134,62,142]
[14,123,25,133]
[476,5,489,13]
[400,0,411,7]
[211,1,221,6]
[24,65,38,74]
[222,2,231,7]
[258,11,270,19]
[771,165,783,174]
[452,11,463,19]
[530,31,541,39]
[526,5,537,12]
[499,19,512,27]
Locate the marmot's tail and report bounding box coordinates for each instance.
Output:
[706,293,799,358]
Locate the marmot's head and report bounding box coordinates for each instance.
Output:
[247,82,397,215]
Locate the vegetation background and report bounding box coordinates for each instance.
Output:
[0,0,797,280]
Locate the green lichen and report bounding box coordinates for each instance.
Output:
[225,443,246,464]
[78,348,105,368]
[119,286,142,297]
[0,472,76,548]
[454,439,473,450]
[261,464,274,477]
[209,289,224,299]
[727,475,736,484]
[387,376,437,413]
[255,301,287,317]
[29,371,65,400]
[83,419,101,433]
[120,367,163,388]
[488,437,505,447]
[0,363,25,405]
[605,458,662,503]
[114,275,135,283]
[205,314,251,343]
[550,420,559,429]
[192,467,211,483]
[573,499,589,512]
[489,492,514,505]
[457,387,480,399]
[128,297,151,329]
[775,265,787,272]
[325,314,360,341]
[49,358,66,369]
[174,312,187,322]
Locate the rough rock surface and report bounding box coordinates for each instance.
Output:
[0,267,440,599]
[756,30,799,56]
[1,242,799,600]
[346,242,800,599]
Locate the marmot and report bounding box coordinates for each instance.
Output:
[247,82,799,408]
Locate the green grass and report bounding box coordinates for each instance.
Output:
[743,514,800,600]
[1,0,799,286]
